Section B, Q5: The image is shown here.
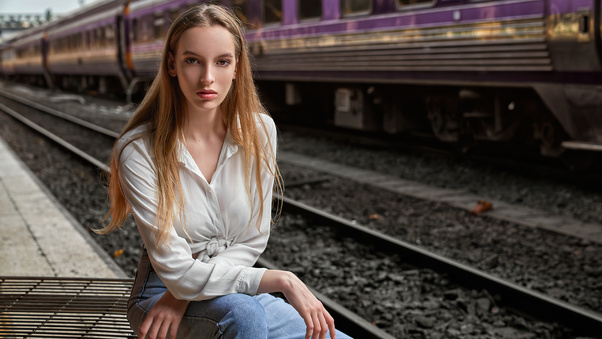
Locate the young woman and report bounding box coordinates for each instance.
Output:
[98,3,352,339]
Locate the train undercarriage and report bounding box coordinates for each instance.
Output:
[260,80,600,166]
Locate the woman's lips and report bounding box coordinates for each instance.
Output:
[197,90,217,99]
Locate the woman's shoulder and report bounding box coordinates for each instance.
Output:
[256,112,275,127]
[116,123,152,160]
[255,113,276,141]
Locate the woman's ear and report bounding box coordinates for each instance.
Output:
[167,52,176,77]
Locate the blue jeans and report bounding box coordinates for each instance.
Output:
[128,249,353,338]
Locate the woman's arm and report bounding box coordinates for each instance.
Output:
[258,270,336,339]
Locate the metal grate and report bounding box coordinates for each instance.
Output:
[0,277,136,338]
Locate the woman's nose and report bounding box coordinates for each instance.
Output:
[201,65,215,84]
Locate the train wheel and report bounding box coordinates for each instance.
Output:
[537,121,565,157]
[427,97,461,142]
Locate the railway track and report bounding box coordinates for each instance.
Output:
[0,91,395,339]
[3,86,601,243]
[1,84,602,338]
[280,197,602,333]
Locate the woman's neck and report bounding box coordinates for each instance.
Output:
[184,108,227,143]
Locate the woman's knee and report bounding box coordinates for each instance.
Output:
[185,294,268,338]
[217,294,267,337]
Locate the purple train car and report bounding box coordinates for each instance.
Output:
[8,25,50,87]
[45,0,128,93]
[0,43,15,77]
[2,0,601,158]
[239,0,602,156]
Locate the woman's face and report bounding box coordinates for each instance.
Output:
[168,25,237,117]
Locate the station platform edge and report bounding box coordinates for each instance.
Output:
[0,135,127,279]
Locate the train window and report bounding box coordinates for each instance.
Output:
[263,0,282,24]
[88,30,92,48]
[96,28,103,47]
[299,0,322,20]
[396,0,433,8]
[92,29,97,47]
[232,0,249,27]
[94,28,99,47]
[154,12,165,39]
[101,27,108,47]
[132,18,139,43]
[142,15,152,42]
[106,25,115,45]
[341,0,371,16]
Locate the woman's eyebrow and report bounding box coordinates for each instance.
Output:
[182,51,234,58]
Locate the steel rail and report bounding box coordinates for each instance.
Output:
[256,257,397,339]
[277,195,602,336]
[0,102,394,339]
[0,89,120,138]
[0,102,110,172]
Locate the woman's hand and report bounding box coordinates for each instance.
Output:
[259,270,336,339]
[139,290,190,339]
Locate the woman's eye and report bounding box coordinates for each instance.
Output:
[218,59,231,66]
[185,58,198,64]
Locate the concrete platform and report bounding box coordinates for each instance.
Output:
[0,136,126,278]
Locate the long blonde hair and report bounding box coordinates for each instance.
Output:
[97,3,282,246]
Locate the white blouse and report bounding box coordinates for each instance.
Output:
[116,114,276,301]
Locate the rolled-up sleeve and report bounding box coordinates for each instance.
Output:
[117,133,268,300]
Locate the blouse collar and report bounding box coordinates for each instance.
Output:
[177,128,239,167]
